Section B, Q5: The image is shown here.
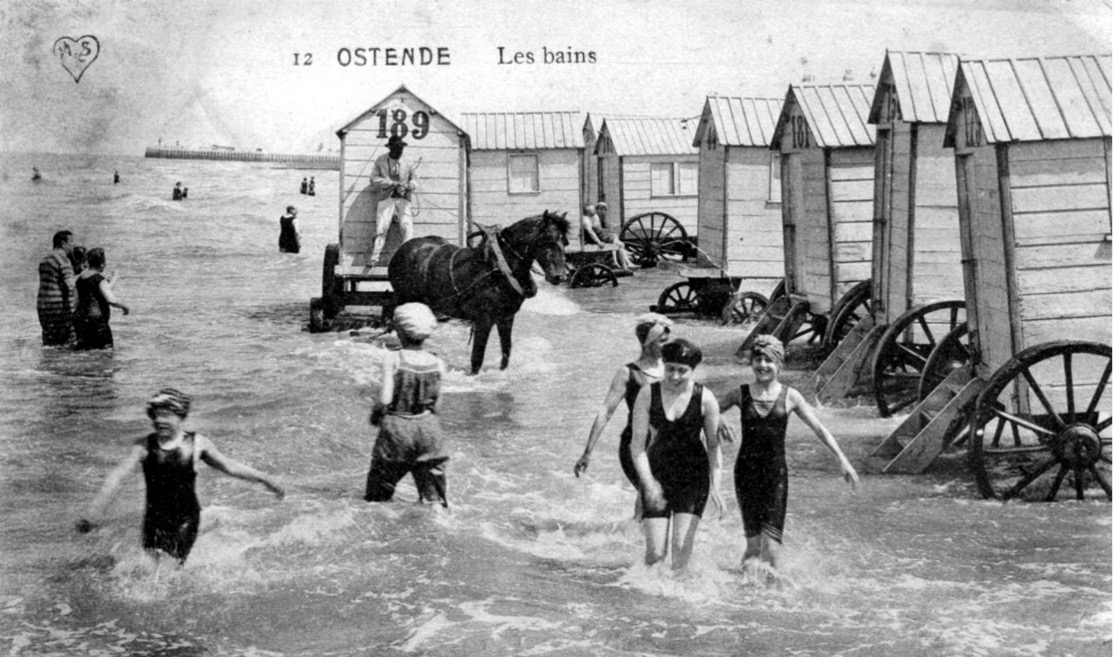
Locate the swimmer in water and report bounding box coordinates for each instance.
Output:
[77,389,285,564]
[574,313,671,517]
[718,334,858,575]
[630,338,724,571]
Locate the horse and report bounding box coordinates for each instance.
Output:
[388,211,570,374]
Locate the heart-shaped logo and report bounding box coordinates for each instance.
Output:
[53,35,100,83]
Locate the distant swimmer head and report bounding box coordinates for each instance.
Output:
[146,388,191,419]
[749,334,785,367]
[662,338,702,368]
[635,312,672,347]
[394,303,437,343]
[286,205,297,214]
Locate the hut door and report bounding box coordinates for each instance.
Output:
[954,152,983,370]
[872,128,893,317]
[782,153,805,294]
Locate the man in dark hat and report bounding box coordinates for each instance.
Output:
[369,134,418,266]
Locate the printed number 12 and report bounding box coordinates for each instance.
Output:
[294,53,313,66]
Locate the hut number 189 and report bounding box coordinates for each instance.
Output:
[375,109,431,140]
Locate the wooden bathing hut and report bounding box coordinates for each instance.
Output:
[596,116,700,265]
[809,52,966,416]
[691,95,786,296]
[312,84,470,327]
[870,53,1112,497]
[738,82,876,355]
[461,111,585,228]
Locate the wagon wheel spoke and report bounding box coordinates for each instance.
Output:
[1074,465,1087,500]
[983,444,1050,456]
[916,315,936,346]
[986,407,1058,438]
[1044,466,1070,501]
[1097,417,1112,433]
[1088,464,1112,498]
[1019,366,1065,430]
[1063,352,1076,419]
[895,343,929,369]
[1085,359,1112,417]
[882,392,920,417]
[1001,456,1059,500]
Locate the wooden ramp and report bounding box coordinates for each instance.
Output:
[804,317,881,401]
[869,368,984,473]
[736,295,795,357]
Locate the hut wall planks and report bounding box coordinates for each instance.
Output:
[909,123,963,308]
[1009,139,1113,348]
[697,136,727,267]
[723,149,784,291]
[620,156,700,234]
[468,149,581,227]
[828,148,875,302]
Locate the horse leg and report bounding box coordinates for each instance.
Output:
[497,316,514,370]
[470,320,493,375]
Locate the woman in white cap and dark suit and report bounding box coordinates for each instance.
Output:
[365,303,449,507]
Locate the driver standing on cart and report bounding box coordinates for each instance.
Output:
[369,134,418,267]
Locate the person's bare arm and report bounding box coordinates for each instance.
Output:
[575,366,629,477]
[197,434,285,498]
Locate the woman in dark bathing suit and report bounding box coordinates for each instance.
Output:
[630,339,724,571]
[718,335,858,573]
[78,389,285,564]
[574,314,671,511]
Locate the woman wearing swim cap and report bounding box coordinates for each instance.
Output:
[629,338,724,571]
[365,303,450,507]
[718,334,858,575]
[78,388,285,564]
[574,313,671,515]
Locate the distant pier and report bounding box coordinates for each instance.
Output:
[145,148,340,169]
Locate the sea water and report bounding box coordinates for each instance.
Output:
[0,152,1109,656]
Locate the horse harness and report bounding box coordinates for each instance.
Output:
[416,222,537,305]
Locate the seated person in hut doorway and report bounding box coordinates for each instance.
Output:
[581,205,635,272]
[368,135,418,267]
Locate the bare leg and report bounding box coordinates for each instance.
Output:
[760,532,781,568]
[470,321,493,375]
[743,535,763,564]
[642,517,670,566]
[496,316,514,370]
[670,513,701,571]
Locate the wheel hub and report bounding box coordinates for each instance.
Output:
[1052,423,1102,467]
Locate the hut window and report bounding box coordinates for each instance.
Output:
[768,153,782,204]
[508,154,540,193]
[652,162,698,197]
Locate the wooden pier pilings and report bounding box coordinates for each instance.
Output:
[144,148,340,170]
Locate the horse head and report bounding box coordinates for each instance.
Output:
[501,210,570,286]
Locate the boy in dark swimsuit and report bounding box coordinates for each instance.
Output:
[630,339,724,571]
[78,389,285,564]
[718,335,858,574]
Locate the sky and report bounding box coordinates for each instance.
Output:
[1,0,1110,155]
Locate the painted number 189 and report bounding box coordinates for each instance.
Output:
[376,109,430,140]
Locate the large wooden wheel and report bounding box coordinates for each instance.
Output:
[768,278,786,303]
[722,291,769,325]
[968,341,1111,502]
[620,212,689,267]
[872,300,967,417]
[569,263,618,289]
[823,279,872,350]
[918,322,972,402]
[656,281,700,314]
[321,243,341,318]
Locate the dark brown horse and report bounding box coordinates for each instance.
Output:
[388,211,570,374]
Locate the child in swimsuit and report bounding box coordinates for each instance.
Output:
[365,303,450,507]
[630,338,724,571]
[718,334,858,572]
[77,389,285,564]
[574,313,671,495]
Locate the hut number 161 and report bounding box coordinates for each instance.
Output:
[375,109,431,140]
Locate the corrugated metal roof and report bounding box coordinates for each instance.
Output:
[695,97,783,147]
[774,83,876,148]
[948,54,1112,144]
[460,112,584,150]
[869,51,960,124]
[599,117,699,156]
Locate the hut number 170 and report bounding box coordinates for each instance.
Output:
[375,109,431,140]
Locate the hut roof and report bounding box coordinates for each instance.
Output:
[598,116,699,156]
[335,84,468,141]
[869,51,960,125]
[694,97,783,147]
[946,54,1112,145]
[773,83,876,149]
[461,112,585,150]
